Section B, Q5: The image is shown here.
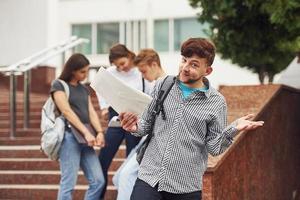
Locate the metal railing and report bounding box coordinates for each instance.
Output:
[0,36,89,138]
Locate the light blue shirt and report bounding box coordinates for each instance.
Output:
[178,81,208,99]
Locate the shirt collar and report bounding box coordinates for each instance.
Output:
[202,77,212,98]
[175,77,212,98]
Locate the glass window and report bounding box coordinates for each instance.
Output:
[71,24,92,54]
[154,20,169,52]
[97,23,119,54]
[174,18,209,51]
[139,21,147,49]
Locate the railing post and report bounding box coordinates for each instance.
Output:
[23,70,30,129]
[9,72,17,138]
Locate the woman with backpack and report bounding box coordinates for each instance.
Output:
[97,44,152,199]
[51,53,105,200]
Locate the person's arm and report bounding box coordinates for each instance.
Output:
[52,91,96,146]
[205,103,264,156]
[88,96,105,147]
[95,92,110,121]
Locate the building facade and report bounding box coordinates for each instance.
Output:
[1,0,259,88]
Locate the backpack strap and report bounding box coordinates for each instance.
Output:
[142,77,145,93]
[152,75,176,120]
[57,79,70,99]
[136,75,176,162]
[55,79,70,118]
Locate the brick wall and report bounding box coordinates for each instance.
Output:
[0,66,55,94]
[206,86,300,200]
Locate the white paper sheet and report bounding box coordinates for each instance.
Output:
[90,67,152,116]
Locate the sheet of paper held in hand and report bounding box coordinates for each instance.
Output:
[90,67,152,116]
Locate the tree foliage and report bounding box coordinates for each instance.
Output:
[189,0,299,83]
[261,0,300,53]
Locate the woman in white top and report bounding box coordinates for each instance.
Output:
[98,44,151,199]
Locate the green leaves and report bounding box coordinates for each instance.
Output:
[189,0,298,83]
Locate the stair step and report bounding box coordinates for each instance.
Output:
[0,119,41,129]
[0,170,115,186]
[0,100,100,109]
[0,101,45,106]
[0,107,47,112]
[0,145,45,158]
[0,185,117,200]
[0,112,41,120]
[0,137,41,145]
[0,128,40,133]
[0,158,124,171]
[0,97,98,106]
[0,98,48,103]
[0,145,126,159]
[0,128,41,137]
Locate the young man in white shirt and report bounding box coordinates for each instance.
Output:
[113,49,166,200]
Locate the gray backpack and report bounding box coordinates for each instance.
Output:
[40,79,69,160]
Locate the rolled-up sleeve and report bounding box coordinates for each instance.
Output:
[205,103,238,156]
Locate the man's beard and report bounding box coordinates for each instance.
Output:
[178,73,202,84]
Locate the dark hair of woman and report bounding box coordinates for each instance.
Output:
[59,53,90,82]
[108,44,135,65]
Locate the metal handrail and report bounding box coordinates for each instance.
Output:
[0,36,83,73]
[2,36,89,138]
[19,38,89,72]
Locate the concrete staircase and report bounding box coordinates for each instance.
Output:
[0,87,121,200]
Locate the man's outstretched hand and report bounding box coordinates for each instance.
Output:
[119,112,138,132]
[235,114,264,132]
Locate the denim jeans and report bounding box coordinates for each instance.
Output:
[57,130,105,200]
[113,136,147,200]
[99,107,141,199]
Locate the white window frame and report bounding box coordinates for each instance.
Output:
[91,23,97,55]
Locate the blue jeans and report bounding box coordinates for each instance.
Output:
[57,130,105,200]
[99,107,141,199]
[113,137,147,200]
[99,127,140,198]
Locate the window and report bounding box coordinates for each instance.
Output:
[71,24,92,54]
[70,18,207,55]
[97,23,119,54]
[121,21,147,52]
[174,18,208,51]
[154,20,169,52]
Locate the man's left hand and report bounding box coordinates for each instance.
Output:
[236,114,264,131]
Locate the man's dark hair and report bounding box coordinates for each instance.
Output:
[181,38,216,66]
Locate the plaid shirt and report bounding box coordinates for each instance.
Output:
[132,77,238,193]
